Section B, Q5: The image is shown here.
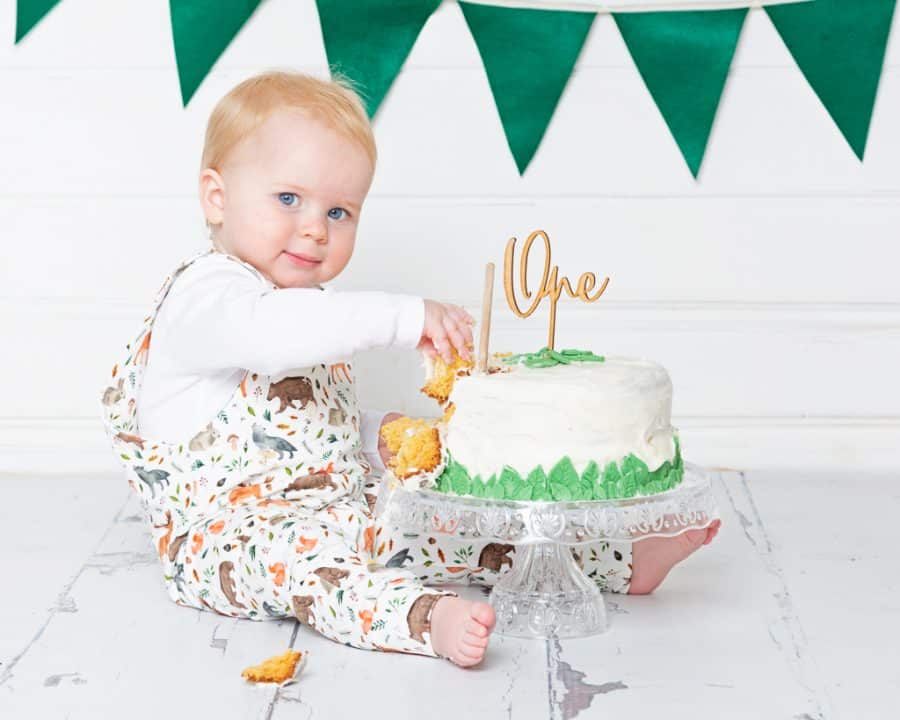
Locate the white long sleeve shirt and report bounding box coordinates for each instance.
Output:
[137,251,424,463]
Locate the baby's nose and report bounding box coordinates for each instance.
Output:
[299,216,328,243]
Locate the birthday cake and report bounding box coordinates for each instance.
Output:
[382,347,684,502]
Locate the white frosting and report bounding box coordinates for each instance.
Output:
[444,356,677,479]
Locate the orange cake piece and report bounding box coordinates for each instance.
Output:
[241,649,304,684]
[379,416,432,456]
[421,353,474,405]
[380,416,443,480]
[391,425,442,479]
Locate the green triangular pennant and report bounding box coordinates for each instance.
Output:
[316,0,441,118]
[459,1,595,175]
[170,0,263,107]
[614,8,747,178]
[766,0,896,160]
[15,0,62,43]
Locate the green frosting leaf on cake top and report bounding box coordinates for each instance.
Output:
[501,347,605,369]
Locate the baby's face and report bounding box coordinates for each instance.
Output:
[202,107,374,288]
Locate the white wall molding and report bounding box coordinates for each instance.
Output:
[2,415,897,477]
[5,300,899,413]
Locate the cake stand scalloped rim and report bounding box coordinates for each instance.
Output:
[377,462,720,544]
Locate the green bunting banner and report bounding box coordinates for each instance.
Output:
[614,8,747,177]
[12,1,897,177]
[459,2,595,174]
[766,0,897,159]
[14,0,60,42]
[317,0,442,118]
[170,0,264,107]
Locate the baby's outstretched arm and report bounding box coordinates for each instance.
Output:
[163,258,426,376]
[166,258,475,376]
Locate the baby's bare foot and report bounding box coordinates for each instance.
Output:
[629,519,722,595]
[429,596,496,667]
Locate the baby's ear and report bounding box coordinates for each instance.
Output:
[198,168,226,225]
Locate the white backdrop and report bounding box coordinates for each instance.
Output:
[1,0,898,474]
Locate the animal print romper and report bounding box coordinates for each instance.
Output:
[99,250,632,658]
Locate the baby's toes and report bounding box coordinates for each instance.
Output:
[683,526,714,550]
[450,643,486,667]
[465,618,488,638]
[457,639,488,666]
[464,631,489,648]
[469,601,496,633]
[703,519,722,545]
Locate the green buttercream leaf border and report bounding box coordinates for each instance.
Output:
[433,436,683,502]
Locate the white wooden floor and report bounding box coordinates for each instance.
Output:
[0,470,896,720]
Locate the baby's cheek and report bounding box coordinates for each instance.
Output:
[325,238,355,280]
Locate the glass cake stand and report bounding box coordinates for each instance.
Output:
[376,463,719,639]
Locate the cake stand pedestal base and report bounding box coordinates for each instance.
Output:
[490,542,606,638]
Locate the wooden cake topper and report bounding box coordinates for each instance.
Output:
[503,230,609,350]
[477,262,495,373]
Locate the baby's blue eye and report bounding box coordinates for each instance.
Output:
[278,193,298,206]
[327,207,346,220]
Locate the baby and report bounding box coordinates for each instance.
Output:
[99,70,718,668]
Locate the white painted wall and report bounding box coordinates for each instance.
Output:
[1,0,898,474]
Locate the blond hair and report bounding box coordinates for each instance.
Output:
[200,70,377,174]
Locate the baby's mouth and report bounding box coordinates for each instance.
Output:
[284,251,323,268]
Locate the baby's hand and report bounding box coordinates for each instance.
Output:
[419,300,475,364]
